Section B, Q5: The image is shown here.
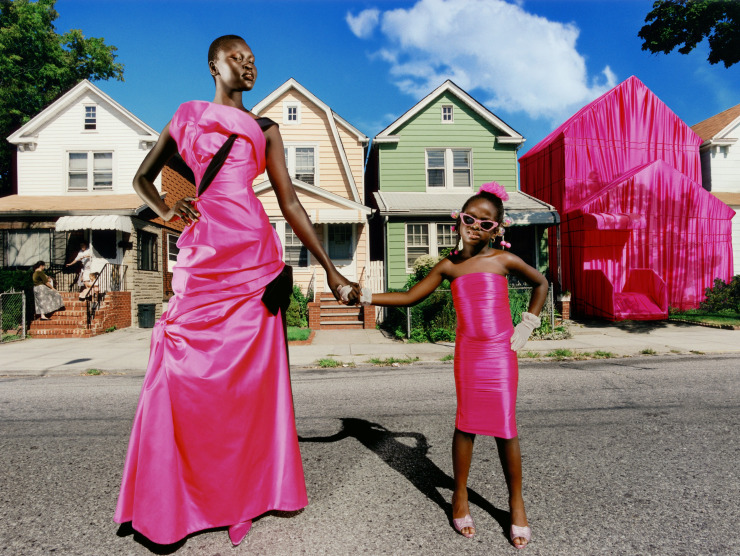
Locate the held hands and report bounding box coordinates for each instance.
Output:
[339,285,372,305]
[510,312,541,351]
[165,197,200,225]
[328,272,360,305]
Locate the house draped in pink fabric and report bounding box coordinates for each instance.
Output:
[519,76,734,320]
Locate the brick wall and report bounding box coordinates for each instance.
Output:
[128,221,164,326]
[96,291,132,331]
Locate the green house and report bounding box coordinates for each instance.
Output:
[368,80,558,289]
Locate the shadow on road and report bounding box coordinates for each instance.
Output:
[299,417,510,536]
[116,522,187,554]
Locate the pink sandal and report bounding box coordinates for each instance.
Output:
[453,514,476,538]
[228,520,252,546]
[510,524,531,549]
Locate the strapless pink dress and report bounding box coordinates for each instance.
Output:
[114,101,307,544]
[451,273,518,438]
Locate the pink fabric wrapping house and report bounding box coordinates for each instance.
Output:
[520,76,734,320]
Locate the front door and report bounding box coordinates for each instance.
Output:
[324,223,356,290]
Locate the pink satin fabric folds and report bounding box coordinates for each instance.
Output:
[114,101,307,544]
[452,273,518,439]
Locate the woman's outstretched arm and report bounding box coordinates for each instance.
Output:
[133,124,200,224]
[263,125,357,302]
[371,259,449,307]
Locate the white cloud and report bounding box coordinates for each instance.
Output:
[351,0,617,121]
[346,9,380,39]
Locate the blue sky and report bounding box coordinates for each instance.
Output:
[56,0,739,158]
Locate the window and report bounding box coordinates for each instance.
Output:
[328,224,352,260]
[406,224,429,269]
[68,151,113,191]
[283,101,301,124]
[441,105,453,123]
[167,234,180,272]
[436,223,457,252]
[137,231,158,271]
[84,106,96,130]
[284,144,317,185]
[425,148,471,190]
[6,230,51,266]
[284,224,308,267]
[405,223,458,270]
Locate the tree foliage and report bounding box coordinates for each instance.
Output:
[0,0,124,192]
[638,0,740,68]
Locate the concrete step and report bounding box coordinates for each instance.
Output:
[319,321,364,330]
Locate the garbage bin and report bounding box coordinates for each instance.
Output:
[138,303,155,328]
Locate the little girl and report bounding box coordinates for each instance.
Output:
[362,182,548,549]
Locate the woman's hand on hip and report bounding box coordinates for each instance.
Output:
[165,197,200,225]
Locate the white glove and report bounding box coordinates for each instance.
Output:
[510,312,541,351]
[338,285,352,303]
[359,287,372,306]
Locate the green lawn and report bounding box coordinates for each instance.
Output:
[287,327,311,342]
[668,309,740,327]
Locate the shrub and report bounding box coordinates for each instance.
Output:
[700,275,740,313]
[286,284,312,327]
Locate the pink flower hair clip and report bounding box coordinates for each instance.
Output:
[478,181,510,201]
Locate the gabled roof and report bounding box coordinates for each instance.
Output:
[691,102,740,142]
[7,80,158,145]
[253,177,372,216]
[251,78,368,204]
[520,76,701,161]
[375,80,523,144]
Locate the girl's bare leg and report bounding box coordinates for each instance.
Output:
[496,436,529,547]
[452,428,476,536]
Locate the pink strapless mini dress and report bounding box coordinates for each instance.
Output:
[451,273,518,438]
[114,101,307,544]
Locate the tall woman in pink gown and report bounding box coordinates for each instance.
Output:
[114,35,357,546]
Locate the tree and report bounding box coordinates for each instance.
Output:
[638,0,740,68]
[0,0,124,194]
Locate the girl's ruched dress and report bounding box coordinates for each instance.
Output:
[451,273,518,439]
[114,101,308,544]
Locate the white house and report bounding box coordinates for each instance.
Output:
[692,103,740,276]
[1,79,168,332]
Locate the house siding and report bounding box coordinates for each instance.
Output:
[378,92,518,193]
[386,220,408,289]
[705,121,740,193]
[252,90,359,201]
[15,90,157,196]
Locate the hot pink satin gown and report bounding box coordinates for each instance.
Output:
[451,273,518,438]
[114,101,307,544]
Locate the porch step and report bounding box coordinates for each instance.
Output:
[319,321,364,329]
[28,291,131,338]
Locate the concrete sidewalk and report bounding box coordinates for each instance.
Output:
[1,319,738,376]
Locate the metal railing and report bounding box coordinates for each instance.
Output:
[78,263,128,327]
[45,263,81,292]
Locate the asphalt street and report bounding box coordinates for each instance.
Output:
[1,354,738,555]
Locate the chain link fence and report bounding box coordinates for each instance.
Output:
[1,290,26,343]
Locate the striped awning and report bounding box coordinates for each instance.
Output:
[55,215,134,233]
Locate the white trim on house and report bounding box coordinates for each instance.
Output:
[424,147,474,191]
[282,100,301,125]
[375,80,524,144]
[253,178,373,216]
[7,80,158,145]
[251,78,368,204]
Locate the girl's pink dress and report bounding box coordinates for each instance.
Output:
[114,101,307,544]
[451,273,518,438]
